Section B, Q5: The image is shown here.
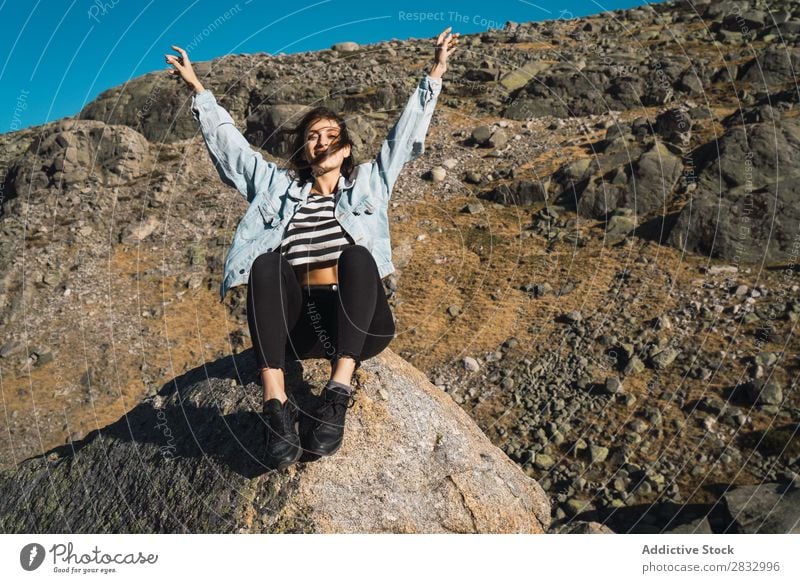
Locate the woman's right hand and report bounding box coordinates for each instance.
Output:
[165,45,205,93]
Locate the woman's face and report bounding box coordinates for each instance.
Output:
[304,118,350,175]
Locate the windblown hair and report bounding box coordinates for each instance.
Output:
[283,106,357,186]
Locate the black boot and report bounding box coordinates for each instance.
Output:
[262,398,302,470]
[302,381,356,457]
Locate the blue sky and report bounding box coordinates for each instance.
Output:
[0,0,656,134]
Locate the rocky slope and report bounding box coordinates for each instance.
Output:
[1,0,798,532]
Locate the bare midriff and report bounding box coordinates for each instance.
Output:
[293,188,339,287]
[294,261,338,286]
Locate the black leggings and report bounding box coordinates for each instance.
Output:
[246,244,396,372]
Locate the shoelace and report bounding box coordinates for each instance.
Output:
[314,391,356,426]
[265,401,296,435]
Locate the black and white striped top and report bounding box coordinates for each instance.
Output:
[279,192,355,268]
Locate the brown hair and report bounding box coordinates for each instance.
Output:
[283,106,357,185]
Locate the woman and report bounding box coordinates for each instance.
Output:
[166,27,459,470]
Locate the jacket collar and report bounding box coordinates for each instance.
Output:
[287,167,357,202]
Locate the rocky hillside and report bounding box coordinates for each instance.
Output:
[1,0,799,532]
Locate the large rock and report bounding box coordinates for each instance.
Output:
[78,70,214,143]
[738,46,800,86]
[503,54,691,120]
[0,349,550,533]
[718,482,800,533]
[668,119,800,263]
[5,119,152,196]
[487,179,549,205]
[572,141,681,219]
[499,61,553,92]
[246,103,312,157]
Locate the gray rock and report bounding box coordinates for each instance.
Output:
[739,46,800,85]
[668,118,800,264]
[500,61,553,92]
[563,498,594,517]
[624,356,646,376]
[0,341,23,358]
[743,378,783,406]
[0,349,550,533]
[462,356,480,372]
[533,453,555,470]
[430,166,446,182]
[605,376,623,394]
[605,213,637,244]
[720,482,800,533]
[488,179,548,205]
[331,42,360,52]
[650,347,679,370]
[551,520,615,534]
[462,202,485,214]
[488,129,509,149]
[471,125,494,145]
[120,215,161,244]
[589,444,609,463]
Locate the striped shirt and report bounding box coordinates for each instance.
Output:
[279,192,355,268]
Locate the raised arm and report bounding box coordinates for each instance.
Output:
[190,90,287,203]
[372,74,442,199]
[166,45,287,204]
[371,27,457,200]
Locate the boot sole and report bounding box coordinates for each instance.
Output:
[265,415,302,471]
[303,438,343,458]
[268,440,303,471]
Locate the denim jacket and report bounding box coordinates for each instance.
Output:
[191,74,443,303]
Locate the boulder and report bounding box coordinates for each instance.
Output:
[719,482,800,533]
[0,349,550,533]
[668,119,800,263]
[6,120,152,196]
[331,42,360,53]
[488,179,549,205]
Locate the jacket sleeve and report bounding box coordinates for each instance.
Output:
[190,89,287,204]
[372,74,442,199]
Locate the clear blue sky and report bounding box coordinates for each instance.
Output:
[0,0,656,134]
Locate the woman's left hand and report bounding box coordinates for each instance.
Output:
[433,26,459,69]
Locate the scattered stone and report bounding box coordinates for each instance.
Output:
[623,356,645,376]
[462,202,484,214]
[743,378,783,407]
[462,356,480,372]
[551,520,615,534]
[589,444,609,463]
[464,171,482,184]
[563,498,594,517]
[533,453,555,470]
[331,41,359,52]
[605,376,623,394]
[605,212,637,244]
[471,125,493,145]
[0,341,23,358]
[430,166,447,182]
[650,348,679,370]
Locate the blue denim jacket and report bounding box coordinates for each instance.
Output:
[191,74,442,303]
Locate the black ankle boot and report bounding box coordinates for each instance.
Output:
[262,398,302,470]
[302,381,356,457]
